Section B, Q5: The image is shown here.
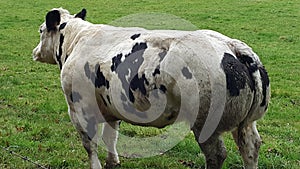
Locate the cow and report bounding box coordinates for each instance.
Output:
[32,8,270,169]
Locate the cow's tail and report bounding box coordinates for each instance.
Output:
[228,39,271,123]
[227,39,262,66]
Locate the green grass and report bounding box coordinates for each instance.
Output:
[1,0,299,168]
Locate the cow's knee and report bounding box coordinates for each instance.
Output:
[79,138,101,169]
[233,121,261,169]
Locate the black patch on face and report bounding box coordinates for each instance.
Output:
[100,94,108,107]
[258,67,270,107]
[221,53,254,96]
[113,42,148,103]
[181,67,192,79]
[152,68,160,76]
[84,62,110,89]
[111,53,122,72]
[159,85,167,93]
[59,22,67,31]
[56,34,64,70]
[130,33,141,40]
[70,92,82,103]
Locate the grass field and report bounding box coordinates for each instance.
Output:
[0,0,299,168]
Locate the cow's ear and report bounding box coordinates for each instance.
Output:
[46,10,61,32]
[75,8,87,20]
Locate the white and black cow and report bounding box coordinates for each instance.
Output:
[33,8,270,169]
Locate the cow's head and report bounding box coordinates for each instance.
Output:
[32,8,86,64]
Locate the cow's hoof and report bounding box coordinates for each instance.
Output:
[104,162,121,169]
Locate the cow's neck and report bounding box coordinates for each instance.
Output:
[56,19,92,70]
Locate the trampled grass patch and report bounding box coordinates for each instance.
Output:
[1,0,299,168]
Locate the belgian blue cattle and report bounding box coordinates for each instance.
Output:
[33,8,270,169]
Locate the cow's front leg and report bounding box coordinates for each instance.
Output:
[82,128,101,169]
[69,109,101,169]
[102,121,120,169]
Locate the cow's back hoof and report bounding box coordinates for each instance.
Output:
[104,162,121,169]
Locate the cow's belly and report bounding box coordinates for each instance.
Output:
[100,82,254,131]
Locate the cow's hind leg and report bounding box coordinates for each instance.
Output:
[102,121,120,169]
[232,121,262,169]
[192,129,227,169]
[69,110,101,169]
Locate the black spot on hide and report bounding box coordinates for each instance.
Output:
[152,68,160,76]
[130,33,141,40]
[181,67,192,79]
[129,74,149,102]
[237,54,258,75]
[84,62,110,89]
[111,53,122,72]
[81,108,97,140]
[159,85,167,93]
[59,22,67,31]
[258,67,269,107]
[84,62,91,79]
[65,55,69,62]
[70,92,82,103]
[100,94,108,106]
[131,42,147,54]
[221,53,254,96]
[106,95,111,105]
[112,42,148,103]
[95,64,110,89]
[56,34,64,70]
